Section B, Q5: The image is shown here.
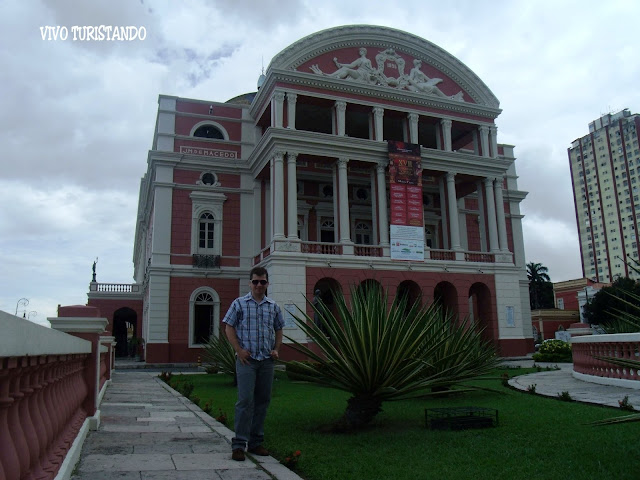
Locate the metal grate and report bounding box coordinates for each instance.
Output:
[425,406,498,431]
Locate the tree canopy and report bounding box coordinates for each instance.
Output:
[526,262,554,309]
[583,276,640,329]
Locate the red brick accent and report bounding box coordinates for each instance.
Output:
[58,305,100,317]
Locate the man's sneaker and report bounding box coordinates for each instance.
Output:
[248,445,270,456]
[232,448,245,461]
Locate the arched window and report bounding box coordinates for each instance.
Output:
[193,125,224,139]
[190,289,220,346]
[199,212,215,250]
[355,221,372,245]
[320,219,335,243]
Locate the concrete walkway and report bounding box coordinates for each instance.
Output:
[70,361,640,479]
[504,360,640,408]
[71,370,302,480]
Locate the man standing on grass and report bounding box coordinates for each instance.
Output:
[223,266,284,462]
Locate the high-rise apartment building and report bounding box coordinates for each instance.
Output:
[569,108,640,282]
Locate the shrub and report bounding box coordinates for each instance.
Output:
[532,339,572,363]
[557,391,572,402]
[527,384,537,394]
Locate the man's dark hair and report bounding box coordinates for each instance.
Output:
[250,266,268,281]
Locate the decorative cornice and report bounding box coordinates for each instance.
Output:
[252,70,501,121]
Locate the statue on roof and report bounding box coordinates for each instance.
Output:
[309,48,465,102]
[311,48,377,84]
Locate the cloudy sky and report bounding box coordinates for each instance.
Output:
[2,0,639,326]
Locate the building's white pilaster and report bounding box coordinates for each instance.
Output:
[446,172,461,250]
[373,107,384,141]
[479,125,490,158]
[272,91,285,128]
[287,153,299,240]
[441,119,452,152]
[272,152,285,239]
[337,158,352,244]
[484,177,500,252]
[376,163,390,246]
[286,92,297,129]
[408,113,419,144]
[494,176,509,252]
[335,100,346,136]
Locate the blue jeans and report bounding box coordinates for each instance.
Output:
[232,357,275,450]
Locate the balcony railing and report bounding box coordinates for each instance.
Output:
[192,254,221,268]
[354,245,383,257]
[301,241,343,255]
[90,283,140,293]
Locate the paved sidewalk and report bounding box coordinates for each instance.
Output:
[504,361,640,408]
[71,370,301,480]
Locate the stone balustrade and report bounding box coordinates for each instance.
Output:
[571,333,640,389]
[0,309,113,480]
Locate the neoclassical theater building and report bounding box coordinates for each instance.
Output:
[84,25,533,362]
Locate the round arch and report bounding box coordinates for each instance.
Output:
[189,120,230,140]
[468,282,496,343]
[189,287,221,347]
[113,307,137,357]
[396,280,422,312]
[434,281,458,317]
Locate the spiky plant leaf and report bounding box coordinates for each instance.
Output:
[284,287,498,428]
[201,333,236,379]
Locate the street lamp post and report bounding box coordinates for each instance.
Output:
[15,298,29,316]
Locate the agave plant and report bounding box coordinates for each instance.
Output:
[201,333,237,384]
[285,287,497,429]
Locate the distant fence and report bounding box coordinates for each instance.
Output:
[571,333,640,389]
[0,310,113,480]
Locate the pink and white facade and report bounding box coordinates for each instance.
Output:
[87,25,533,362]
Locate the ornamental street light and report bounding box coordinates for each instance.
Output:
[15,298,29,316]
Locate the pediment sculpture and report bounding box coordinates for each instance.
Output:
[310,48,464,102]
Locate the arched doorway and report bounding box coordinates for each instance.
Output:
[468,282,495,343]
[396,280,422,313]
[312,277,342,335]
[113,307,138,357]
[433,282,458,317]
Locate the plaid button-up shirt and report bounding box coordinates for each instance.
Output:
[223,292,285,361]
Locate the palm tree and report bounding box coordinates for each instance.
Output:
[527,262,551,309]
[284,287,497,430]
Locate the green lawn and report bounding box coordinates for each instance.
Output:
[168,368,640,480]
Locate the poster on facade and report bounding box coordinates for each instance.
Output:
[388,141,424,261]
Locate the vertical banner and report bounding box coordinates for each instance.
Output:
[388,141,424,260]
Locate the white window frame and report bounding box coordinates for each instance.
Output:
[190,191,227,255]
[189,287,220,347]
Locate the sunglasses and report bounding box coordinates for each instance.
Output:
[251,279,268,285]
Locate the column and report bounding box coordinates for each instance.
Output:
[335,100,346,136]
[446,172,461,250]
[439,177,449,248]
[376,163,390,246]
[476,180,487,251]
[489,125,498,158]
[441,119,452,151]
[272,152,285,239]
[373,107,384,141]
[479,125,490,158]
[408,113,419,144]
[337,158,352,243]
[483,177,500,252]
[287,152,298,239]
[286,92,297,129]
[272,91,285,128]
[494,176,509,252]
